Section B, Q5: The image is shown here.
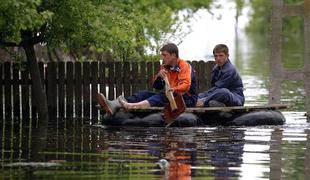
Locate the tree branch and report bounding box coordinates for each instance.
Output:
[30,33,44,44]
[20,30,44,46]
[0,40,19,47]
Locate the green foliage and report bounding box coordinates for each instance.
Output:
[0,0,213,61]
[247,0,304,37]
[282,16,305,69]
[246,0,271,36]
[247,0,305,69]
[235,0,245,19]
[0,0,53,42]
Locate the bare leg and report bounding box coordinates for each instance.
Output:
[119,97,151,110]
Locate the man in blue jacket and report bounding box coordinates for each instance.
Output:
[196,44,244,107]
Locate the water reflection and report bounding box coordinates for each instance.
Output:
[235,32,306,111]
[1,116,310,179]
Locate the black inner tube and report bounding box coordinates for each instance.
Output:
[102,110,285,127]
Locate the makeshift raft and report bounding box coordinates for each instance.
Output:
[101,104,288,127]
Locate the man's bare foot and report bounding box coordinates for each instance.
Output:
[196,100,204,107]
[118,96,130,110]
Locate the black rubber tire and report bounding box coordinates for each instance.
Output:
[227,110,285,126]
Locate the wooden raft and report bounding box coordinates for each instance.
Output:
[127,104,289,114]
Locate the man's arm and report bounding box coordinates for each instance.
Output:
[214,71,236,88]
[152,75,165,90]
[173,62,191,94]
[152,67,166,90]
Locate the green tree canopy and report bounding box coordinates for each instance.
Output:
[1,0,213,61]
[0,0,213,122]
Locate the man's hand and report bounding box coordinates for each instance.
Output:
[157,69,168,79]
[166,88,174,93]
[165,88,174,96]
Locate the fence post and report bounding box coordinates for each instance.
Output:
[67,62,74,118]
[47,62,57,119]
[58,62,65,118]
[4,62,11,120]
[75,62,82,117]
[91,61,98,120]
[0,63,3,120]
[108,62,115,100]
[21,63,30,120]
[83,62,90,118]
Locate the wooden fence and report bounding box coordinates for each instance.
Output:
[0,60,215,121]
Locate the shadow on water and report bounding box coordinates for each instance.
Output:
[0,115,310,179]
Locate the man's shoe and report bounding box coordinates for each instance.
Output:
[208,100,226,107]
[98,93,121,116]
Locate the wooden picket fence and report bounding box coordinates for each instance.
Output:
[0,60,215,121]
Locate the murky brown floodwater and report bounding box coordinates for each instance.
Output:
[0,109,309,179]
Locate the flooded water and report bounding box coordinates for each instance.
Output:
[0,113,309,179]
[1,3,310,180]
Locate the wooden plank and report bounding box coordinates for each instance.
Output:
[67,62,74,118]
[205,61,215,90]
[127,104,289,113]
[75,62,82,117]
[154,61,160,75]
[131,62,138,94]
[140,61,147,90]
[21,64,30,120]
[91,62,98,120]
[191,61,200,92]
[137,62,142,90]
[108,62,115,100]
[115,61,122,97]
[12,64,20,120]
[83,62,90,118]
[153,61,160,90]
[146,62,153,91]
[47,62,57,119]
[198,61,207,92]
[123,62,131,97]
[0,81,3,156]
[4,61,11,120]
[3,62,12,154]
[99,62,106,96]
[0,63,3,120]
[58,62,65,118]
[98,62,106,117]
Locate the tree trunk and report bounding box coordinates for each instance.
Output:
[23,43,49,125]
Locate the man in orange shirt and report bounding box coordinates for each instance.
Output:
[98,43,197,116]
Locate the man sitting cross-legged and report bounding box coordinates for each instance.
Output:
[98,43,198,117]
[196,44,244,107]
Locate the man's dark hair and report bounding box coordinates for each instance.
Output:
[160,43,179,58]
[213,44,229,55]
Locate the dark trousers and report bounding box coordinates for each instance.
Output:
[198,88,244,107]
[126,90,197,107]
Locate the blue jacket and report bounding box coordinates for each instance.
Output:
[210,60,244,101]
